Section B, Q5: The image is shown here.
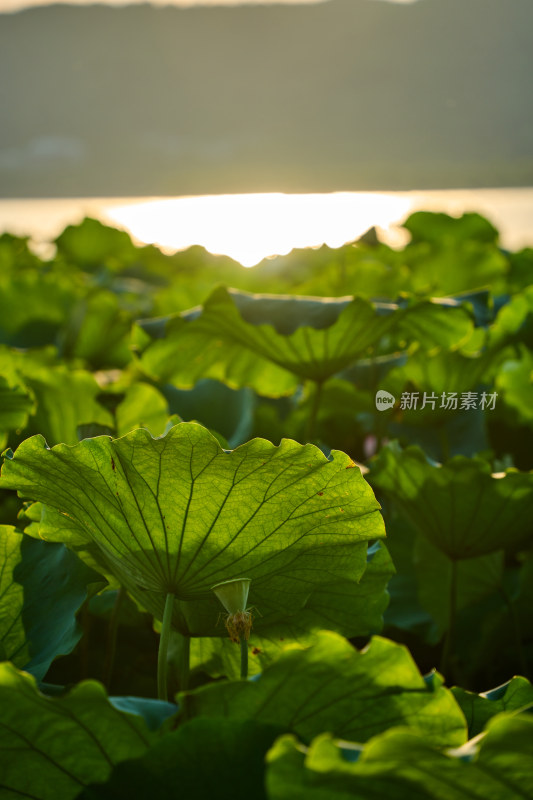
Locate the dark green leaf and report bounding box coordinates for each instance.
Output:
[79,718,278,800]
[0,525,99,680]
[370,443,533,559]
[0,664,156,799]
[0,272,77,348]
[414,537,505,640]
[162,379,255,449]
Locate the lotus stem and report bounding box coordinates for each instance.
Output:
[79,599,91,681]
[307,380,324,443]
[440,558,458,679]
[240,636,249,680]
[173,629,191,692]
[103,586,124,691]
[212,578,254,678]
[439,426,451,462]
[157,592,175,701]
[500,586,529,678]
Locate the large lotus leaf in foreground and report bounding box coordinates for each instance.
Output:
[0,664,156,800]
[369,443,533,559]
[266,712,533,800]
[0,525,99,680]
[79,718,280,800]
[0,423,385,636]
[134,287,473,396]
[180,632,467,747]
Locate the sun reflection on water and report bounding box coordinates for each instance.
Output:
[106,192,412,266]
[0,188,531,267]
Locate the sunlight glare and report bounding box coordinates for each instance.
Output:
[106,192,413,266]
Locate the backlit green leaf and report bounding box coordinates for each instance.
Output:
[452,677,533,738]
[0,347,113,446]
[190,540,394,679]
[0,664,155,799]
[134,288,473,396]
[115,383,169,438]
[0,423,384,636]
[0,375,34,446]
[266,712,533,800]
[180,632,467,747]
[496,346,533,424]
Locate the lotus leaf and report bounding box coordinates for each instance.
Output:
[79,718,279,800]
[0,525,99,679]
[180,632,467,747]
[134,287,473,396]
[369,443,533,559]
[0,422,385,636]
[496,347,533,423]
[190,540,394,678]
[0,664,156,799]
[266,712,533,800]
[452,676,533,738]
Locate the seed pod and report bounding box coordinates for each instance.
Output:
[211,578,253,642]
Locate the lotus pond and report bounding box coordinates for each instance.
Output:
[0,212,532,798]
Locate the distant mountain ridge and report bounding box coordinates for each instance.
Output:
[1,0,532,196]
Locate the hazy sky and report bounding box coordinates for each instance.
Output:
[5,0,527,197]
[0,0,416,13]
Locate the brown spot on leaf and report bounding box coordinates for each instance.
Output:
[317,491,323,496]
[252,647,262,655]
[111,458,115,471]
